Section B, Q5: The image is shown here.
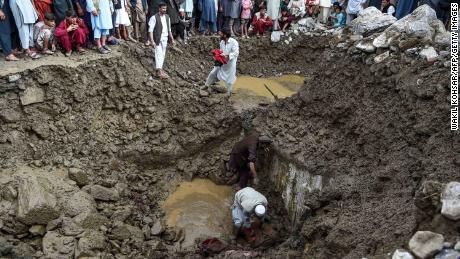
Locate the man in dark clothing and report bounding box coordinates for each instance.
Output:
[165,0,184,40]
[229,131,271,188]
[229,131,259,189]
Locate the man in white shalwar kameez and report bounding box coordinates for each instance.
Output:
[10,0,40,58]
[204,29,239,97]
[148,2,175,79]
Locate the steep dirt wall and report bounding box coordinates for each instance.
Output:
[253,39,456,258]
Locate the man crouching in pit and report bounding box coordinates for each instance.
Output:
[232,187,268,242]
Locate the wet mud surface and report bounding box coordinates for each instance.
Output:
[0,34,457,259]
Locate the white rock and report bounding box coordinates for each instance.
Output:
[419,47,438,62]
[8,74,21,82]
[20,87,45,106]
[356,41,376,53]
[284,40,290,45]
[385,5,437,40]
[392,249,414,259]
[374,51,390,63]
[29,225,46,236]
[441,182,460,220]
[17,176,60,225]
[271,31,282,42]
[454,241,460,251]
[293,30,299,35]
[373,31,400,48]
[434,32,451,47]
[434,249,460,259]
[409,231,444,259]
[350,7,397,34]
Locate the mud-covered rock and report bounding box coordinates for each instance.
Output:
[17,176,59,225]
[86,185,120,201]
[150,221,165,236]
[74,211,109,229]
[29,225,46,236]
[61,217,84,236]
[75,230,106,257]
[409,231,444,259]
[42,231,76,259]
[63,191,97,217]
[0,109,21,123]
[441,182,460,220]
[68,168,89,187]
[20,87,45,106]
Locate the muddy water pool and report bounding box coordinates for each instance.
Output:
[162,179,234,248]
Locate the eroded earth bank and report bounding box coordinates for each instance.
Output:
[0,9,458,259]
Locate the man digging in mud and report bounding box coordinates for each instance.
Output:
[228,130,271,189]
[148,2,175,79]
[202,28,239,97]
[231,187,268,243]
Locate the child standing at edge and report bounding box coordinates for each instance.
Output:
[240,0,251,38]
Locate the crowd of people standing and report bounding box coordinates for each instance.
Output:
[0,0,454,61]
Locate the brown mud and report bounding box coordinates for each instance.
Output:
[0,34,457,259]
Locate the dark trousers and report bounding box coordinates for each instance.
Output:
[172,23,185,40]
[0,32,13,56]
[237,167,251,188]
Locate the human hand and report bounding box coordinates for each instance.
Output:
[0,10,5,20]
[92,10,98,16]
[77,7,84,16]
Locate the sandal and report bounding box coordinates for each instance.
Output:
[65,51,72,57]
[98,47,109,54]
[42,49,54,55]
[5,54,19,61]
[102,45,111,52]
[28,52,41,59]
[76,47,86,53]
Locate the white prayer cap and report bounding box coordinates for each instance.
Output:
[254,205,266,217]
[179,8,185,12]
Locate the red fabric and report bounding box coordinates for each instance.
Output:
[55,19,89,51]
[252,14,273,34]
[212,49,227,64]
[34,0,52,21]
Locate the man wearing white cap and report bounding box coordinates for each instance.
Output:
[231,187,268,239]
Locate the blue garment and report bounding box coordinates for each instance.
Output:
[395,0,418,19]
[199,0,217,22]
[86,0,114,30]
[331,11,345,27]
[0,0,15,55]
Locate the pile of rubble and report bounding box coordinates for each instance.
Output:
[391,182,460,259]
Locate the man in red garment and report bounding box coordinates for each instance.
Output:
[251,6,272,37]
[54,10,88,56]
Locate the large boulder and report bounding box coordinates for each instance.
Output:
[409,231,444,259]
[350,7,397,35]
[17,176,60,225]
[441,182,460,220]
[42,231,76,259]
[384,5,437,40]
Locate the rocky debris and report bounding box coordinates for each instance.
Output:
[8,74,21,82]
[110,221,144,241]
[68,168,89,187]
[441,182,460,220]
[435,249,460,259]
[85,185,120,201]
[63,191,97,217]
[199,89,210,97]
[392,249,414,259]
[42,231,76,259]
[20,87,45,106]
[409,231,444,259]
[374,51,390,63]
[29,225,46,236]
[356,41,376,53]
[73,211,108,229]
[350,7,397,35]
[419,47,438,62]
[17,176,60,225]
[61,217,84,236]
[0,109,21,123]
[75,230,106,257]
[455,241,460,251]
[151,221,165,236]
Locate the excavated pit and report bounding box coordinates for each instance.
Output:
[0,34,457,259]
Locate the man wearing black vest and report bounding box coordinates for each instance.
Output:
[148,2,175,79]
